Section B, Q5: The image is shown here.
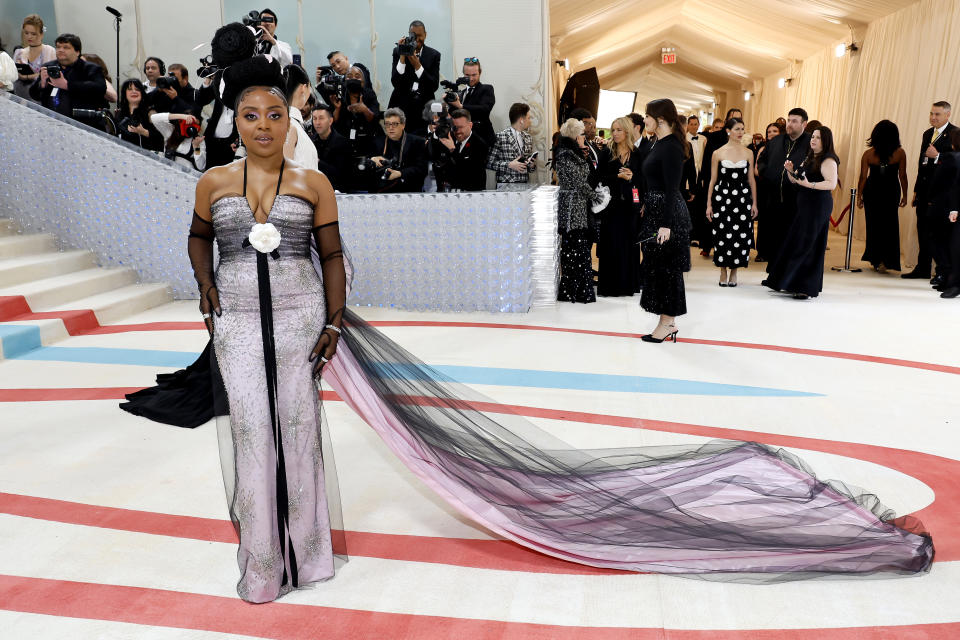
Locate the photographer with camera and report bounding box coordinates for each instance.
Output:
[331,65,380,157]
[29,33,106,122]
[388,20,440,136]
[434,108,489,192]
[168,63,200,115]
[115,78,163,151]
[360,107,427,192]
[151,110,206,171]
[488,102,537,191]
[310,104,354,192]
[319,51,372,90]
[252,8,293,67]
[443,57,495,146]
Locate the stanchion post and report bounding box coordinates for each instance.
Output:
[832,187,862,273]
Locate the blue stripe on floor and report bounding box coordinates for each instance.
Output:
[11,346,819,397]
[0,324,44,359]
[14,346,199,368]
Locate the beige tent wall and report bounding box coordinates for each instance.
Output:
[750,0,960,268]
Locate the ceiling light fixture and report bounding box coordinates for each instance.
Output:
[777,77,793,89]
[743,90,751,102]
[835,42,859,58]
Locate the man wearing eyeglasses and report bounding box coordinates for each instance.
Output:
[367,107,428,193]
[446,57,496,146]
[388,19,441,136]
[255,8,293,67]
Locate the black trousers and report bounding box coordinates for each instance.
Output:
[913,203,934,276]
[949,219,960,288]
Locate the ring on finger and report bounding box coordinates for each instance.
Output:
[202,313,212,319]
[320,356,329,364]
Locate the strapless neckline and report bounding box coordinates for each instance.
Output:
[720,160,748,168]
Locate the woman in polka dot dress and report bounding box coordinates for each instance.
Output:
[705,117,758,286]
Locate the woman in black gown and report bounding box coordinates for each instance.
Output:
[596,116,642,296]
[857,120,908,272]
[754,122,783,263]
[762,126,840,299]
[638,99,692,341]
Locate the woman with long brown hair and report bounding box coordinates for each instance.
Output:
[762,125,840,299]
[637,99,693,342]
[12,14,55,100]
[596,115,642,296]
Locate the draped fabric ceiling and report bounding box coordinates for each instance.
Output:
[550,0,919,114]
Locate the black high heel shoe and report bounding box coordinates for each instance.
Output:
[641,328,679,343]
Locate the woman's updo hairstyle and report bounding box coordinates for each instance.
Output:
[645,98,690,158]
[724,117,744,131]
[281,63,311,102]
[210,22,257,67]
[559,117,585,139]
[222,55,286,111]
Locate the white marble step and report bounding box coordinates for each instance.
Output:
[0,251,97,287]
[0,267,138,312]
[0,234,56,258]
[44,283,173,325]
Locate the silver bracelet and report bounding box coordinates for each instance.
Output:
[324,324,341,334]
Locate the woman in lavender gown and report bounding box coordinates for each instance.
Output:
[171,27,933,604]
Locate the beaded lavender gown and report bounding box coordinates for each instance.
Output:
[206,164,342,603]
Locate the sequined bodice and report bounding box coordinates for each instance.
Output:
[211,195,315,262]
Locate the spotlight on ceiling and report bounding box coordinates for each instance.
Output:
[554,59,570,70]
[777,77,793,89]
[743,90,751,102]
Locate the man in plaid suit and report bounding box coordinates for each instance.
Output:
[487,102,536,191]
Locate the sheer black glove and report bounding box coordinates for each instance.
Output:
[187,211,221,335]
[309,220,346,376]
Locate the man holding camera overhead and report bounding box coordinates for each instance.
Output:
[388,19,440,136]
[30,33,105,121]
[254,8,293,67]
[445,57,495,146]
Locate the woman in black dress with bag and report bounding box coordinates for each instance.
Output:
[762,126,840,299]
[596,116,642,296]
[638,99,692,342]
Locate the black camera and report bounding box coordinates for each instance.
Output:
[73,108,117,134]
[317,66,345,103]
[196,55,218,80]
[156,75,176,91]
[433,114,453,139]
[241,10,263,27]
[441,76,469,103]
[398,32,417,56]
[118,115,141,131]
[43,61,62,79]
[357,157,399,181]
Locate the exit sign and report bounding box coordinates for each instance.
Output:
[662,53,676,64]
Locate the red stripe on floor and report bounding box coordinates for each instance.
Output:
[85,321,207,334]
[0,492,619,576]
[0,387,143,402]
[0,574,957,640]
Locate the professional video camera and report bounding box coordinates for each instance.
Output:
[441,76,469,104]
[398,32,417,56]
[196,55,218,79]
[241,10,264,28]
[317,65,345,103]
[72,109,117,134]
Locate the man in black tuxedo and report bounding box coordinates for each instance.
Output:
[446,58,495,146]
[194,69,239,169]
[904,100,956,283]
[30,34,105,121]
[434,109,489,191]
[310,105,355,193]
[388,20,440,136]
[367,107,428,192]
[759,107,811,267]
